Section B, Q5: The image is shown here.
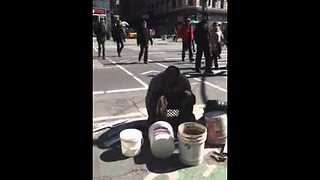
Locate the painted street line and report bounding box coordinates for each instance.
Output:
[93,45,148,88]
[141,70,160,75]
[107,57,148,88]
[93,87,148,95]
[148,52,166,55]
[193,78,227,92]
[105,87,148,93]
[149,59,227,93]
[93,91,104,95]
[93,112,144,122]
[165,57,181,60]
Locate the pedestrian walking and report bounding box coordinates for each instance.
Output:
[181,18,195,62]
[93,19,107,59]
[194,14,212,74]
[173,25,178,42]
[209,22,224,69]
[113,19,126,57]
[137,20,153,64]
[216,22,224,59]
[145,65,196,131]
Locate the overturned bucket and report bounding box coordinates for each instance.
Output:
[178,122,207,166]
[149,121,175,159]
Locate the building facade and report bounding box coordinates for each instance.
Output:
[145,0,227,36]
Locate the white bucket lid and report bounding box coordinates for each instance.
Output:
[120,129,142,142]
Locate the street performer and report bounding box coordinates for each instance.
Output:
[145,66,196,132]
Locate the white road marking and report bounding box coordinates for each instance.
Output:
[93,104,205,129]
[149,60,227,93]
[93,45,148,88]
[107,57,148,88]
[93,112,144,122]
[93,87,148,95]
[105,87,148,93]
[193,78,227,92]
[149,52,166,55]
[141,70,160,75]
[93,91,104,95]
[165,57,181,60]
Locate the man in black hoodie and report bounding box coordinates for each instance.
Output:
[145,66,196,131]
[137,20,153,64]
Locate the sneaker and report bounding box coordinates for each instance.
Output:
[182,59,185,62]
[144,61,148,64]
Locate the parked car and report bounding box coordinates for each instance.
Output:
[127,28,137,39]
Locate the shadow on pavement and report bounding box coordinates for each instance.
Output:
[94,119,189,173]
[100,145,130,162]
[177,67,195,71]
[134,137,189,173]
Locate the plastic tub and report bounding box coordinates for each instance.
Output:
[120,129,143,157]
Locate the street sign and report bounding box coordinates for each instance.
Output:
[93,8,106,14]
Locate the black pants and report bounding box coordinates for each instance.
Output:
[195,44,211,72]
[116,40,124,56]
[139,45,149,62]
[97,36,105,58]
[192,40,196,52]
[182,41,193,61]
[211,51,219,69]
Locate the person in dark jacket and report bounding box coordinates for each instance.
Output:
[194,14,212,74]
[93,19,107,59]
[209,22,224,69]
[113,19,125,57]
[181,18,195,62]
[137,20,153,64]
[145,66,196,131]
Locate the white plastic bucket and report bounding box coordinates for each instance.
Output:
[120,129,143,157]
[148,121,175,159]
[178,122,207,166]
[205,111,227,145]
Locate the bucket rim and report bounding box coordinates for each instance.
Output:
[205,111,227,119]
[178,122,207,142]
